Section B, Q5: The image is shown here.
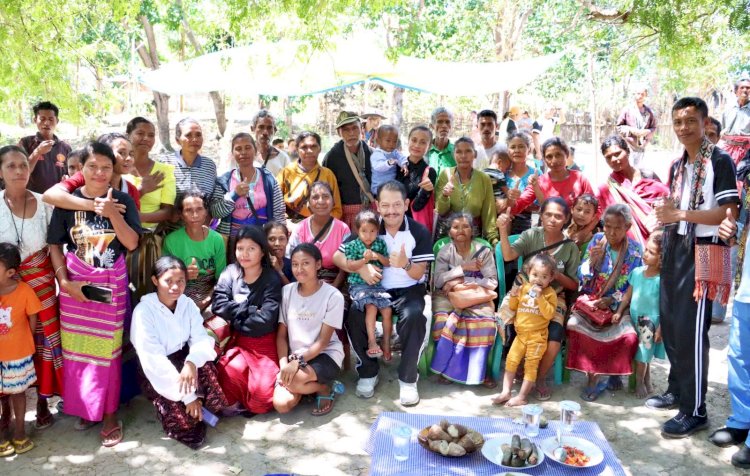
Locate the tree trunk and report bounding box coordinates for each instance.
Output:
[177,1,227,137]
[391,87,404,131]
[137,16,172,152]
[588,52,598,178]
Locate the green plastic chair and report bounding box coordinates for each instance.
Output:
[417,236,494,378]
[495,236,566,385]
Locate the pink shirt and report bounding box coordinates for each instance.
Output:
[512,170,594,215]
[290,217,350,270]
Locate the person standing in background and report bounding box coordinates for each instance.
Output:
[18,101,72,194]
[617,84,657,167]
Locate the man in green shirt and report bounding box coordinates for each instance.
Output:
[427,107,456,179]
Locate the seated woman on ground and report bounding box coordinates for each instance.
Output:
[212,226,282,416]
[273,244,345,416]
[430,212,498,387]
[131,256,228,449]
[264,222,295,285]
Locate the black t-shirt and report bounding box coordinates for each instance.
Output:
[47,188,142,268]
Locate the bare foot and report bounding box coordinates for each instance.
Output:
[635,383,649,399]
[383,348,392,362]
[437,376,453,385]
[505,395,528,407]
[646,380,654,395]
[366,342,383,358]
[491,392,511,406]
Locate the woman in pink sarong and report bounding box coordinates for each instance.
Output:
[595,135,669,250]
[47,142,141,447]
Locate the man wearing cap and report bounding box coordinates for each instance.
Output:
[720,76,750,165]
[427,107,456,179]
[323,111,374,230]
[251,109,291,177]
[499,106,520,141]
[617,84,657,167]
[362,112,386,148]
[18,101,72,193]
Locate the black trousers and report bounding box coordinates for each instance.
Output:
[660,235,714,417]
[345,283,427,383]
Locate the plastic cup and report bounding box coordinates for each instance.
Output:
[522,404,543,437]
[560,400,581,433]
[391,425,411,461]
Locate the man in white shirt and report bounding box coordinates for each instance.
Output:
[650,97,739,438]
[474,109,503,170]
[334,181,434,406]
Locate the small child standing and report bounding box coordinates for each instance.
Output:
[0,243,41,456]
[343,210,394,360]
[567,194,599,253]
[492,254,558,407]
[370,125,406,197]
[612,231,665,399]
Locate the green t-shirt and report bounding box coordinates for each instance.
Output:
[162,227,227,279]
[511,227,581,288]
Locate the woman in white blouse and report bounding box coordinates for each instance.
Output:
[131,256,228,449]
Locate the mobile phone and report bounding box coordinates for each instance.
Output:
[81,285,113,304]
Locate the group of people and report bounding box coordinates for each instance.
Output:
[0,87,749,469]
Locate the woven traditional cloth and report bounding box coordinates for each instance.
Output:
[366,412,626,476]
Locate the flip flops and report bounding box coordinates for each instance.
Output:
[0,440,14,457]
[75,419,97,431]
[580,380,609,402]
[606,375,624,391]
[367,347,384,359]
[11,438,34,455]
[34,413,54,431]
[312,381,344,417]
[534,384,552,401]
[100,421,123,448]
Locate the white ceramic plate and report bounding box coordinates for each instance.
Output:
[539,435,604,468]
[481,434,545,470]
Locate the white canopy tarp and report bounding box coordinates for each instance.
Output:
[137,39,561,97]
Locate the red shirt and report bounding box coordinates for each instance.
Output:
[512,170,594,215]
[60,172,141,210]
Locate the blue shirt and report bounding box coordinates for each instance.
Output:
[370,147,407,195]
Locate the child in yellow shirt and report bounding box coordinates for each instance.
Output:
[492,254,557,407]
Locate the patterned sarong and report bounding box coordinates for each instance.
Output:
[18,248,63,398]
[59,253,128,421]
[719,135,750,165]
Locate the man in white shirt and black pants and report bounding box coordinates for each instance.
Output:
[650,97,740,438]
[334,181,434,406]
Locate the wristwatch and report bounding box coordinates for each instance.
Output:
[402,260,413,271]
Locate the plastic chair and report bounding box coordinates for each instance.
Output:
[495,236,566,385]
[418,236,492,377]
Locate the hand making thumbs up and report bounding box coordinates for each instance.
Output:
[235,175,252,197]
[496,206,512,235]
[187,257,200,280]
[442,170,455,197]
[390,243,409,269]
[718,206,739,244]
[94,187,118,218]
[589,235,607,265]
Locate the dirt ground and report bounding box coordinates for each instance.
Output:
[1,295,749,476]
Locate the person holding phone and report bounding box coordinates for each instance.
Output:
[47,141,142,448]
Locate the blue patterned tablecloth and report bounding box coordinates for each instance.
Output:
[366,412,626,476]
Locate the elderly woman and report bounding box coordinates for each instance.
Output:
[160,118,233,233]
[131,256,228,449]
[435,137,498,245]
[511,137,595,216]
[47,141,142,447]
[566,204,642,402]
[288,181,351,289]
[430,212,498,386]
[494,197,581,401]
[596,135,668,249]
[124,117,176,298]
[277,131,343,224]
[0,146,62,431]
[214,133,285,258]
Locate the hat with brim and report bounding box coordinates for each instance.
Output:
[336,111,361,129]
[361,112,386,120]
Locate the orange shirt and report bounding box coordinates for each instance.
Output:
[0,281,41,361]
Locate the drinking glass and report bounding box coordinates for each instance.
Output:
[559,400,581,433]
[522,404,543,437]
[391,425,411,461]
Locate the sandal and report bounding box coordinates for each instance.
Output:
[0,440,14,457]
[75,419,97,431]
[534,384,552,401]
[367,347,384,359]
[606,375,624,391]
[580,380,608,402]
[11,437,34,454]
[311,381,344,417]
[34,413,54,430]
[100,421,123,448]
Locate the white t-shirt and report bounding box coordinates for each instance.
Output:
[474,142,504,171]
[0,191,53,261]
[280,282,345,367]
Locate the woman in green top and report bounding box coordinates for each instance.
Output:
[162,188,226,314]
[435,137,498,245]
[494,197,581,401]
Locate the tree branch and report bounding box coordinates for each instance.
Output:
[579,0,630,23]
